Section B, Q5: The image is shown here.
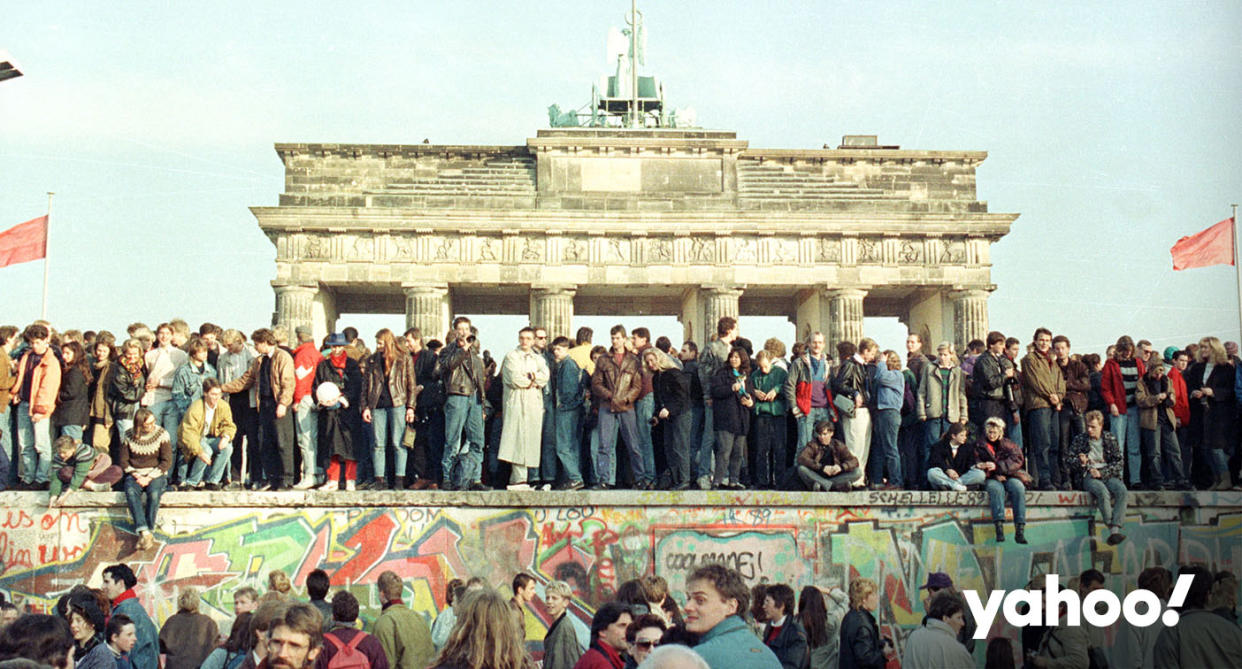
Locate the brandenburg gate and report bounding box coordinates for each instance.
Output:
[253,128,1017,350]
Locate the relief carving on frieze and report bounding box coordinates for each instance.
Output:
[733,237,757,263]
[817,238,841,263]
[606,238,630,263]
[562,238,588,263]
[648,237,672,263]
[858,237,880,264]
[479,237,499,262]
[899,240,923,264]
[434,237,456,261]
[521,237,543,262]
[303,234,329,260]
[690,237,715,263]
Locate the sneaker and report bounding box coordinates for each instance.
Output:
[506,483,533,491]
[138,531,154,551]
[1106,532,1126,545]
[318,479,339,492]
[292,477,317,490]
[468,482,489,491]
[588,483,611,491]
[84,481,112,492]
[202,482,222,491]
[696,476,712,490]
[345,480,356,492]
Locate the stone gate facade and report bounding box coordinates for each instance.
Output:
[253,128,1017,348]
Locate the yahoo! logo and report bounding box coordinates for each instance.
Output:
[963,574,1193,640]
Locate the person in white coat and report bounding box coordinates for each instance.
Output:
[901,592,973,669]
[498,327,550,490]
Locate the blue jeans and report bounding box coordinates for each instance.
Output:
[924,417,950,449]
[1027,407,1058,487]
[185,437,233,485]
[1142,422,1185,486]
[1111,407,1143,485]
[1207,448,1230,475]
[554,408,583,484]
[123,474,168,533]
[60,424,84,441]
[294,401,319,480]
[985,477,1026,524]
[599,409,642,485]
[928,466,985,490]
[150,399,181,467]
[17,403,53,484]
[371,406,406,482]
[797,464,862,491]
[1006,413,1024,449]
[588,421,615,486]
[1084,476,1128,528]
[796,407,832,454]
[634,395,656,484]
[869,409,902,485]
[442,395,484,487]
[699,403,715,480]
[664,410,693,486]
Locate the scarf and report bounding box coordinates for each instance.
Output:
[330,350,348,371]
[120,356,143,378]
[113,588,139,607]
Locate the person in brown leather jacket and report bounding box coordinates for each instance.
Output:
[795,420,861,492]
[221,328,296,490]
[361,329,418,490]
[439,316,487,491]
[1053,335,1090,490]
[589,325,643,490]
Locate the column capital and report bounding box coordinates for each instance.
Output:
[271,281,317,292]
[700,284,745,296]
[948,286,994,301]
[530,284,578,296]
[821,286,869,300]
[402,283,449,296]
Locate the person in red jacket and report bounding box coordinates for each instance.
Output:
[1167,348,1193,483]
[1099,336,1145,487]
[573,602,632,669]
[291,326,324,490]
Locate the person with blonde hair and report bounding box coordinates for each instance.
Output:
[362,328,418,490]
[430,587,531,669]
[643,347,694,490]
[869,350,905,489]
[542,580,583,669]
[839,578,890,669]
[373,570,434,669]
[158,586,219,669]
[1186,336,1239,489]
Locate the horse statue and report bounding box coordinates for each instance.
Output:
[547,104,580,128]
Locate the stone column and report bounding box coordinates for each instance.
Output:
[822,287,867,353]
[949,288,991,349]
[404,284,452,341]
[702,285,743,342]
[529,285,576,339]
[272,282,316,339]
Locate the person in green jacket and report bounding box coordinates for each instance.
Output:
[751,351,789,488]
[372,570,434,669]
[49,435,122,506]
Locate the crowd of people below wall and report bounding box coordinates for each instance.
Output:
[0,317,1239,548]
[1,561,1240,669]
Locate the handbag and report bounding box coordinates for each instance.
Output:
[832,392,856,419]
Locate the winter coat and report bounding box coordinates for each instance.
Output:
[751,366,788,416]
[170,360,217,414]
[698,338,733,403]
[411,349,444,412]
[315,627,390,669]
[1100,357,1146,414]
[976,437,1030,482]
[1059,357,1091,414]
[917,364,966,422]
[88,361,113,428]
[972,352,1009,419]
[438,340,486,400]
[119,426,173,479]
[693,615,781,669]
[1135,375,1178,430]
[1152,609,1242,669]
[371,604,434,669]
[796,438,859,473]
[838,609,885,669]
[113,594,160,669]
[899,618,973,669]
[1021,351,1066,411]
[52,364,89,429]
[0,348,14,412]
[177,399,237,460]
[1062,431,1124,488]
[1167,366,1191,426]
[11,348,61,418]
[652,367,693,418]
[762,618,808,669]
[710,366,753,435]
[928,439,978,475]
[832,357,871,406]
[75,638,115,669]
[363,351,418,412]
[291,342,323,405]
[572,641,625,669]
[591,350,642,413]
[315,356,364,461]
[110,362,146,422]
[1185,361,1238,451]
[784,355,832,418]
[48,439,97,496]
[159,610,219,669]
[554,356,587,411]
[497,348,550,467]
[220,349,296,410]
[542,612,585,669]
[1035,623,1090,669]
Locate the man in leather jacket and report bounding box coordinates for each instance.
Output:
[438,317,487,490]
[589,325,644,489]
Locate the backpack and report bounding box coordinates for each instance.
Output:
[325,631,371,669]
[223,650,246,669]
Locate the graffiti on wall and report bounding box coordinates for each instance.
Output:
[0,495,1239,659]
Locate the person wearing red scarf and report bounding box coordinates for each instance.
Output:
[574,603,631,669]
[313,334,362,492]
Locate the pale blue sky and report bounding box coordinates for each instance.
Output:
[2,2,1239,357]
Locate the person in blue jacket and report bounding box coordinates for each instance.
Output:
[684,564,781,669]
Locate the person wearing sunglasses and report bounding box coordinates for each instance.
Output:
[624,614,666,667]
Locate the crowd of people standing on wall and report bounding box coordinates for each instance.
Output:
[1,316,1239,548]
[2,559,1240,669]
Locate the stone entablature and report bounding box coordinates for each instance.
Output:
[255,128,1017,350]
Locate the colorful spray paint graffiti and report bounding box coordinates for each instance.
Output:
[0,492,1239,664]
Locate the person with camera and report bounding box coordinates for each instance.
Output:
[838,578,894,669]
[439,317,488,491]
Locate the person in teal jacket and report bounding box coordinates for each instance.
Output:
[751,351,789,488]
[102,563,160,669]
[685,564,781,669]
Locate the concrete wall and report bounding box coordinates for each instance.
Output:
[3,491,1237,665]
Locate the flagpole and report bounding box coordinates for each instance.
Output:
[1234,203,1240,343]
[41,192,53,320]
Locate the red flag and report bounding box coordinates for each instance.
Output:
[1171,217,1235,271]
[0,215,48,268]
